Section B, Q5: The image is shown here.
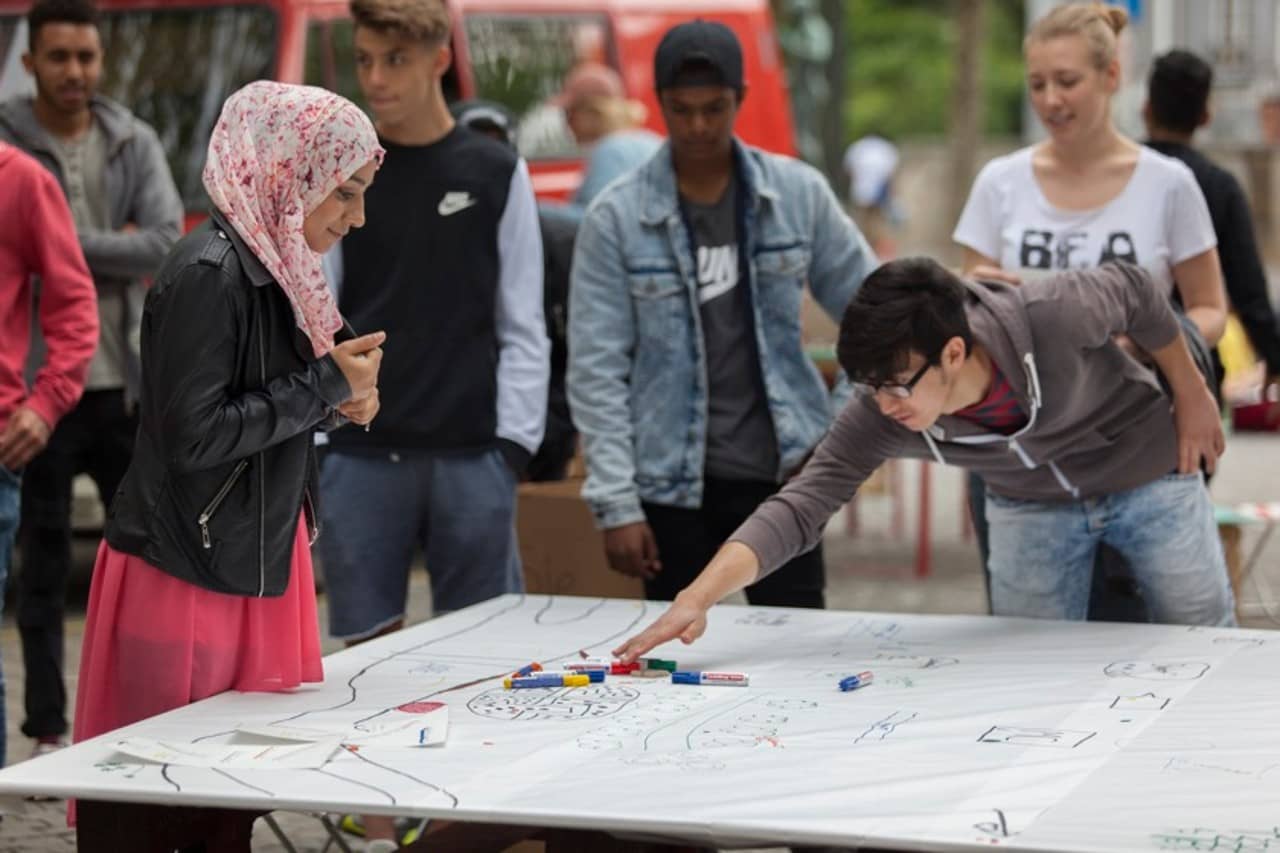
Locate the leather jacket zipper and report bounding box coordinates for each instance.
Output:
[198,459,249,548]
[257,315,267,597]
[303,487,319,545]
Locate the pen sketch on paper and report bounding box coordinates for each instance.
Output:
[977,726,1097,749]
[855,710,919,744]
[1103,661,1210,680]
[1110,693,1171,711]
[1151,826,1280,851]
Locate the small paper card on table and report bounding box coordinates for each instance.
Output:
[112,736,342,769]
[238,701,448,747]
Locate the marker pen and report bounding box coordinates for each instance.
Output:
[641,657,678,672]
[671,671,749,686]
[511,662,543,678]
[565,659,610,672]
[503,673,591,690]
[838,671,874,692]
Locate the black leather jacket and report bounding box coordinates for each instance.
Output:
[105,211,352,596]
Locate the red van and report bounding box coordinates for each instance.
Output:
[0,0,796,211]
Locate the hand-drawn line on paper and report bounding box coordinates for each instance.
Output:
[620,753,728,772]
[1152,826,1280,851]
[343,744,460,808]
[312,767,396,805]
[674,694,795,751]
[1163,757,1280,780]
[855,710,919,743]
[212,767,276,798]
[534,596,609,625]
[873,654,958,669]
[763,698,818,711]
[687,708,791,751]
[95,759,147,780]
[734,611,791,627]
[1104,660,1210,680]
[841,618,904,642]
[468,684,641,722]
[978,726,1096,749]
[974,808,1010,838]
[1110,692,1171,711]
[160,765,180,792]
[1212,636,1267,647]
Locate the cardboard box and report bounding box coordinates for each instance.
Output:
[517,478,644,599]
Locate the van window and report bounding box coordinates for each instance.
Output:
[462,14,613,161]
[305,18,366,111]
[0,6,276,211]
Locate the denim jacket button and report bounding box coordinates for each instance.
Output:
[645,280,658,294]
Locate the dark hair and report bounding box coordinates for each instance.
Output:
[1148,49,1212,135]
[28,0,100,50]
[837,257,973,385]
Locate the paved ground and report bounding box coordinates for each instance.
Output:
[1,435,1278,851]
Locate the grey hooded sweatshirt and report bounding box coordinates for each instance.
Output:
[734,262,1187,578]
[0,94,181,400]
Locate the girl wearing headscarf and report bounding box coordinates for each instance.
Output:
[71,81,385,848]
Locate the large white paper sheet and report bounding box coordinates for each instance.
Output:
[0,595,1273,852]
[112,737,342,770]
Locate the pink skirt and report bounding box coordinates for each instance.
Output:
[73,515,324,746]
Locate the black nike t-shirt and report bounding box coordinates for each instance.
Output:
[331,126,517,452]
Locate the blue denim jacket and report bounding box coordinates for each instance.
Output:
[567,139,876,529]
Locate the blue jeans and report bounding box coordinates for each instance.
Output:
[986,472,1236,626]
[317,448,524,640]
[0,464,21,766]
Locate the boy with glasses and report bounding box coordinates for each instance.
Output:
[615,257,1236,661]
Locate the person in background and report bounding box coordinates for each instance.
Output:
[72,80,384,849]
[1143,48,1280,394]
[842,132,904,258]
[569,20,876,609]
[0,141,97,769]
[321,0,547,845]
[452,98,576,481]
[952,2,1227,624]
[541,62,662,224]
[0,0,182,758]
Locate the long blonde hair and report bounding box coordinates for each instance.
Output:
[1025,2,1128,70]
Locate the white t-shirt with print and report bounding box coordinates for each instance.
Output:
[952,145,1216,296]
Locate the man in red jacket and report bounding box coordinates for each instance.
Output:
[0,140,97,767]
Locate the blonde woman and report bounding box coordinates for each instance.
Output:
[953,2,1226,623]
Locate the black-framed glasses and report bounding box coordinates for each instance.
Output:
[855,360,933,400]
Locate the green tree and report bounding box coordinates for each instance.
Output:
[843,0,1025,141]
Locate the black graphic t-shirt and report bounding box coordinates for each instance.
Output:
[682,179,778,482]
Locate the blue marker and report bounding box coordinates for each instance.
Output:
[671,671,749,686]
[838,671,874,692]
[557,668,606,683]
[503,673,591,690]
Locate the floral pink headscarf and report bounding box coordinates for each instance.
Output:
[203,81,384,357]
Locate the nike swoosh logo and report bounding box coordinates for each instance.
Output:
[438,193,478,216]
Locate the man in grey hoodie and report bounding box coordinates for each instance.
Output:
[615,257,1236,659]
[0,0,181,756]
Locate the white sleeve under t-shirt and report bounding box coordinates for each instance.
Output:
[952,145,1216,295]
